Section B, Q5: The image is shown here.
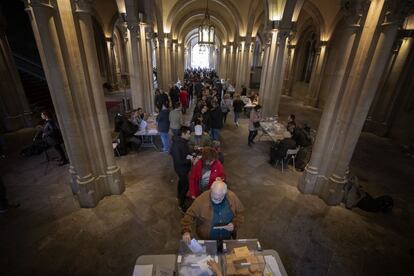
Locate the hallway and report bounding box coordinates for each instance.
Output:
[1,97,413,275]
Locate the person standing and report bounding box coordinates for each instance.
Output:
[170,126,192,210]
[248,105,262,146]
[221,93,232,124]
[41,111,68,166]
[232,94,244,127]
[209,100,223,141]
[156,102,170,152]
[169,101,182,136]
[181,180,244,241]
[179,86,189,114]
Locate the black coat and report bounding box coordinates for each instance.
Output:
[170,135,191,174]
[42,119,62,146]
[156,109,170,133]
[233,99,245,113]
[209,107,223,129]
[292,128,311,147]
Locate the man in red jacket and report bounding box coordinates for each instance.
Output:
[188,147,225,199]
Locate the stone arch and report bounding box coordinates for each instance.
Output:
[177,14,227,44]
[167,0,243,40]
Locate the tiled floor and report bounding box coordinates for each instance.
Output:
[1,96,413,275]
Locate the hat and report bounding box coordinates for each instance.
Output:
[195,125,203,135]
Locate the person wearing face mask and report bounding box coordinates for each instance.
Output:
[181,181,244,242]
[188,147,225,199]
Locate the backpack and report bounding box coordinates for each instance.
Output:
[357,195,394,213]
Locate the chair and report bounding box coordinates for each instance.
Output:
[112,132,121,156]
[278,146,300,172]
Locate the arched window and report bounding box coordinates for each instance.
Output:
[300,33,316,83]
[191,44,211,68]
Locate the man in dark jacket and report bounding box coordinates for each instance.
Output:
[269,131,297,165]
[156,103,170,152]
[209,100,223,140]
[41,111,68,166]
[170,126,192,210]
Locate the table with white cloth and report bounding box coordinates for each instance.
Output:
[134,114,160,151]
[133,239,288,276]
[259,121,287,142]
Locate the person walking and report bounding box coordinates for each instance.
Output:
[156,102,170,152]
[232,94,244,127]
[209,100,223,141]
[248,105,262,146]
[221,93,232,124]
[41,111,69,166]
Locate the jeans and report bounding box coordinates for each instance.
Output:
[177,172,189,208]
[160,132,169,152]
[210,128,220,141]
[248,130,258,145]
[234,112,241,123]
[222,112,229,123]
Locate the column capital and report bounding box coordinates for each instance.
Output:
[382,0,414,26]
[24,0,54,9]
[341,0,370,28]
[74,0,94,14]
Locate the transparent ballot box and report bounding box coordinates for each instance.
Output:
[223,249,265,276]
[178,240,218,255]
[177,240,219,276]
[223,239,262,253]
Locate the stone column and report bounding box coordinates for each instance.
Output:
[74,0,124,195]
[177,43,184,80]
[299,0,407,205]
[260,25,290,117]
[220,45,227,79]
[0,15,32,132]
[365,31,414,136]
[282,43,296,96]
[105,37,119,90]
[157,35,172,91]
[137,23,154,113]
[305,41,328,106]
[25,0,124,207]
[226,43,235,85]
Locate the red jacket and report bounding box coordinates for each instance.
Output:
[179,90,189,108]
[188,159,225,198]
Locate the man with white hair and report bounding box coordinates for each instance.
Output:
[181,180,244,242]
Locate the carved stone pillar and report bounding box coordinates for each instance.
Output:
[259,25,290,117]
[0,14,32,132]
[305,40,328,107]
[365,29,414,136]
[299,0,408,205]
[24,0,124,207]
[282,43,296,96]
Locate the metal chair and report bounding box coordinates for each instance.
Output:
[279,146,300,172]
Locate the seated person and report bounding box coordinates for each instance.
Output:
[188,147,225,199]
[287,114,296,129]
[288,124,311,148]
[269,131,297,165]
[181,180,244,242]
[188,124,212,152]
[118,114,141,154]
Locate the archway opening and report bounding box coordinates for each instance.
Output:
[191,44,211,68]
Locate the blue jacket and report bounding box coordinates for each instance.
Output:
[157,109,170,133]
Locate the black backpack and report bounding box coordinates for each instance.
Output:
[357,195,394,213]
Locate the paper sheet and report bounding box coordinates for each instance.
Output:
[264,255,282,276]
[234,246,250,258]
[132,264,153,276]
[187,238,205,253]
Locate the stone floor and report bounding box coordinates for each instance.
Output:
[1,96,414,276]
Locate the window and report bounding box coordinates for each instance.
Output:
[191,44,210,68]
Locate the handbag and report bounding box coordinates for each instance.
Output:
[253,121,260,128]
